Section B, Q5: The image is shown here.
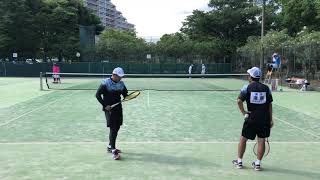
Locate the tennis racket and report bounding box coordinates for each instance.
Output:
[253,138,270,157]
[110,91,140,109]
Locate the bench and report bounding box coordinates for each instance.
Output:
[286,78,309,89]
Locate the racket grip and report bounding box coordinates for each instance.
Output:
[110,102,120,109]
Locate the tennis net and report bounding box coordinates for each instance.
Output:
[41,72,248,91]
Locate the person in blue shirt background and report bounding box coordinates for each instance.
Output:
[268,53,281,71]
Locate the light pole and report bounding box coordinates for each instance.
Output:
[260,0,266,76]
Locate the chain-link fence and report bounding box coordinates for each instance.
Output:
[237,44,320,80]
[0,61,232,77]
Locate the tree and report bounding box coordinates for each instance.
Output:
[37,0,103,61]
[278,0,320,35]
[0,0,40,60]
[0,0,103,61]
[97,29,148,61]
[156,33,189,59]
[293,31,320,78]
[181,0,262,61]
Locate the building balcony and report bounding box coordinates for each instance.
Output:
[86,0,98,6]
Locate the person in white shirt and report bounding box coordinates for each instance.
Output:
[301,79,310,91]
[201,64,206,76]
[188,64,193,78]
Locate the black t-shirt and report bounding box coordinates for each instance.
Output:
[96,78,128,111]
[238,81,273,125]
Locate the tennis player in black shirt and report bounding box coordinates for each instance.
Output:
[232,67,273,171]
[96,67,128,160]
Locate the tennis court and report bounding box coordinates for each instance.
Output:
[0,76,320,180]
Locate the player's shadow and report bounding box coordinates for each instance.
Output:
[264,167,320,179]
[123,152,219,167]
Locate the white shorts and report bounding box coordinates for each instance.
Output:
[270,63,280,69]
[53,74,60,78]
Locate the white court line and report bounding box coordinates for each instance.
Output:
[147,90,150,107]
[0,141,319,145]
[0,92,77,127]
[275,117,320,139]
[219,93,320,139]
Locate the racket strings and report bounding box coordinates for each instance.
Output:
[253,139,270,157]
[124,91,140,101]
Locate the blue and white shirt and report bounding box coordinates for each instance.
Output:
[96,78,128,109]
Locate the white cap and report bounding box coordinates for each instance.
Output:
[112,67,125,77]
[247,67,261,78]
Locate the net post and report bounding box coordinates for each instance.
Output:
[40,72,43,91]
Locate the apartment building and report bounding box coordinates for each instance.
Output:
[84,0,134,30]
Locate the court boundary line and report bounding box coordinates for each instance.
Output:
[274,117,320,139]
[219,93,320,139]
[0,141,319,145]
[0,91,78,127]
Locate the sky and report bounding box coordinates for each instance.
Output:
[111,0,210,39]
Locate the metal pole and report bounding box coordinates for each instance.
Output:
[260,0,266,76]
[309,44,312,79]
[279,45,284,91]
[293,48,296,73]
[3,62,7,77]
[40,72,43,91]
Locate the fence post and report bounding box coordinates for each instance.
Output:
[4,62,7,77]
[40,72,43,91]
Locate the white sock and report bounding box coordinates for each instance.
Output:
[238,158,242,163]
[255,160,261,165]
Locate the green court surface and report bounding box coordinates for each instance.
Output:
[0,77,320,180]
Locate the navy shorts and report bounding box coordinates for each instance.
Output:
[104,109,123,128]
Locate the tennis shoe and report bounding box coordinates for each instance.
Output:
[107,145,121,153]
[112,149,121,160]
[252,162,261,171]
[232,160,243,169]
